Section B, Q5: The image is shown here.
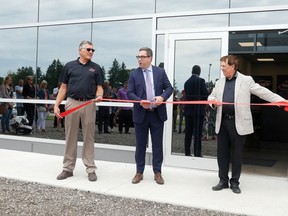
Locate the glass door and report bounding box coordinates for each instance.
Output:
[164,32,228,170]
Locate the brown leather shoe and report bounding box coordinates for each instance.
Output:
[154,172,164,185]
[56,170,73,180]
[132,173,143,184]
[88,172,97,182]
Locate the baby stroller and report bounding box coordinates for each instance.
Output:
[10,116,33,135]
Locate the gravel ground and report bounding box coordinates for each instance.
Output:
[0,177,242,216]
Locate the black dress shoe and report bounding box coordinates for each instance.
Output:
[230,184,241,194]
[212,182,229,191]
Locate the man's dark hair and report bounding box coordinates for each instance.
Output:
[192,65,201,75]
[139,47,153,57]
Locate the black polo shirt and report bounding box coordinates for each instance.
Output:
[59,58,103,99]
[222,72,237,115]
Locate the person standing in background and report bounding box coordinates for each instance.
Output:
[184,65,209,157]
[0,75,14,133]
[37,80,50,132]
[54,40,103,182]
[128,47,173,185]
[98,80,112,134]
[178,90,186,134]
[15,79,25,116]
[53,82,65,128]
[117,81,132,134]
[22,75,36,127]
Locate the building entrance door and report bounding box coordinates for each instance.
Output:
[164,32,228,170]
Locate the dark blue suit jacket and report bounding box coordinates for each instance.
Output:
[127,66,173,124]
[184,75,208,116]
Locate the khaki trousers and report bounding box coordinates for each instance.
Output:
[62,98,97,173]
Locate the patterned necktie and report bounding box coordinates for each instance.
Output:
[144,69,153,101]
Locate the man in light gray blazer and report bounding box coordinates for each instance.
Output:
[208,55,287,194]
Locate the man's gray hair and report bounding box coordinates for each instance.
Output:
[79,40,93,49]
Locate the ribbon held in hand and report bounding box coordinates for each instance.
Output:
[59,99,288,117]
[59,100,93,118]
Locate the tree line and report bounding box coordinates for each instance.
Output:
[1,59,133,93]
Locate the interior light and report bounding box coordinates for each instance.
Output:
[257,58,275,62]
[238,42,262,47]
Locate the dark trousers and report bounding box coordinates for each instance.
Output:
[184,115,204,156]
[134,111,164,174]
[16,107,25,116]
[217,117,246,185]
[98,106,110,133]
[118,109,132,133]
[24,103,35,126]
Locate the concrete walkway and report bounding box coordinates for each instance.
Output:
[0,149,287,216]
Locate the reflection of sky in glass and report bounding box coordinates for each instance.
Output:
[231,0,288,7]
[39,0,92,22]
[94,0,154,17]
[0,28,37,75]
[230,11,288,26]
[0,0,38,25]
[93,19,152,72]
[37,24,92,73]
[156,0,228,13]
[174,40,221,91]
[157,15,228,30]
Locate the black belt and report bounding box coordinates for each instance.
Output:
[223,114,235,119]
[147,108,157,112]
[69,97,92,102]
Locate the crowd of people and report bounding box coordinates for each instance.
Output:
[0,76,133,135]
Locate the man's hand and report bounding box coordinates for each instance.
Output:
[153,96,164,106]
[211,99,221,107]
[140,100,152,109]
[93,96,102,103]
[54,105,62,119]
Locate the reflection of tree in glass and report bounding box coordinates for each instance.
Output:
[7,58,134,93]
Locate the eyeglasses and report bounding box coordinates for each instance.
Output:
[82,48,95,53]
[136,56,150,60]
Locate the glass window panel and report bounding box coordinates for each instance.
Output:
[0,28,37,139]
[93,0,154,18]
[157,15,228,30]
[229,32,256,52]
[156,0,229,13]
[230,11,288,26]
[91,19,152,146]
[155,34,165,67]
[231,0,288,7]
[172,39,221,157]
[33,24,92,140]
[38,24,92,74]
[256,32,288,53]
[0,28,37,77]
[229,31,288,54]
[39,0,92,22]
[0,0,38,25]
[93,19,152,76]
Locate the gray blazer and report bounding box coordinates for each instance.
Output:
[208,72,285,135]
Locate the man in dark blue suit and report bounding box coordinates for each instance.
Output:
[184,65,209,157]
[127,47,173,185]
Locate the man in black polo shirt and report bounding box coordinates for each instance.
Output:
[54,40,103,182]
[208,55,286,194]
